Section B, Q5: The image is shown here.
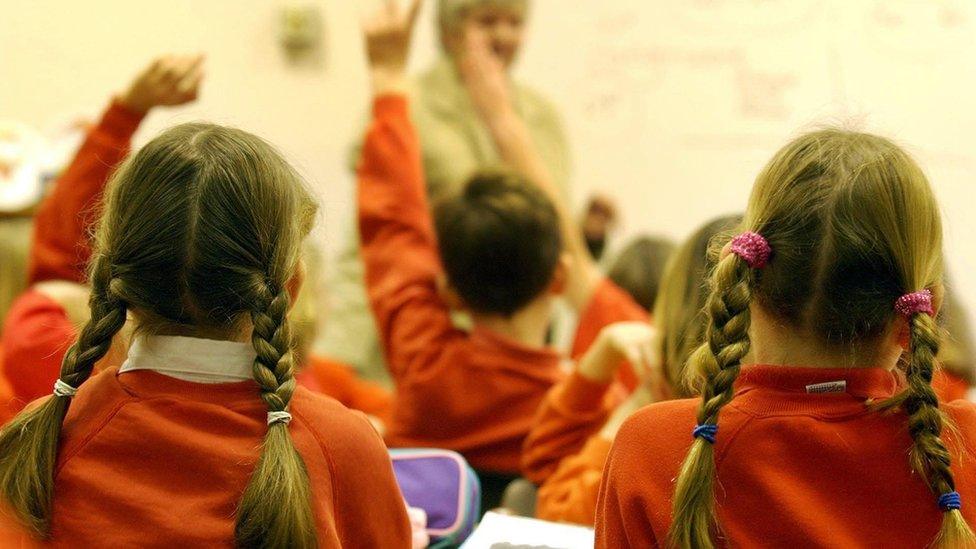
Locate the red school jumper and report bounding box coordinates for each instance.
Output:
[358,95,646,474]
[0,368,411,547]
[596,365,976,548]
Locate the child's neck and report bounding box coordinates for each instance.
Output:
[471,298,553,349]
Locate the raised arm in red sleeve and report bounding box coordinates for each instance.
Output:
[28,100,144,284]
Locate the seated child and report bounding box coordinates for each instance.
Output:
[1,56,200,408]
[522,215,739,525]
[0,77,409,547]
[1,57,392,423]
[357,1,646,506]
[597,130,976,548]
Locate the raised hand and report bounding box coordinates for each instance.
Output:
[578,321,660,385]
[118,54,205,114]
[457,24,512,122]
[363,0,422,94]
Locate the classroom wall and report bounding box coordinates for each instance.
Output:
[4,0,976,339]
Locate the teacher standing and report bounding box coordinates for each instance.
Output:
[323,0,571,381]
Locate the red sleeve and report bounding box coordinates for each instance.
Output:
[357,95,464,383]
[521,371,625,484]
[571,279,649,391]
[0,290,76,406]
[536,436,612,526]
[28,100,144,285]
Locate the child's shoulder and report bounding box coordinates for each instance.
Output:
[613,398,701,460]
[942,398,976,432]
[290,387,384,447]
[622,398,701,437]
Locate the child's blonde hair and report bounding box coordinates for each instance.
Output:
[0,123,320,547]
[669,129,974,548]
[652,216,739,398]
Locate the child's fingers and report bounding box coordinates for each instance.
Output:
[176,56,206,94]
[176,67,204,97]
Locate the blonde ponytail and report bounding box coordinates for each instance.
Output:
[0,257,127,535]
[669,245,757,548]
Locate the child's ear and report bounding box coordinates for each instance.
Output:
[547,253,572,295]
[285,258,306,311]
[437,273,467,311]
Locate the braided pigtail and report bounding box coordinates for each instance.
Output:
[234,283,317,549]
[0,257,127,536]
[895,291,976,548]
[669,233,769,549]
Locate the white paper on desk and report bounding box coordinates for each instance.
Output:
[460,511,595,549]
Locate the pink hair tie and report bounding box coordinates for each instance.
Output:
[895,289,934,318]
[729,231,772,269]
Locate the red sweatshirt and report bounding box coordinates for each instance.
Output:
[358,96,646,473]
[521,371,622,525]
[596,365,976,547]
[521,371,622,485]
[0,368,411,547]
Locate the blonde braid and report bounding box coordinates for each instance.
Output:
[669,253,755,549]
[234,282,317,549]
[0,257,127,536]
[903,310,976,547]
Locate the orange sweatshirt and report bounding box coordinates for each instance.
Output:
[596,365,976,547]
[358,96,645,473]
[0,368,411,547]
[521,372,623,526]
[521,372,622,485]
[569,281,648,390]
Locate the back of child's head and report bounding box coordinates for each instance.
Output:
[434,170,561,317]
[0,123,321,547]
[669,129,974,548]
[652,216,740,398]
[606,236,675,312]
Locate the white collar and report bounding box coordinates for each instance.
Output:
[119,335,255,384]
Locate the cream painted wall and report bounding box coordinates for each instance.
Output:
[4,0,976,341]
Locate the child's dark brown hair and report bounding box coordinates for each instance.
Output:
[0,123,320,547]
[669,129,974,548]
[434,170,562,316]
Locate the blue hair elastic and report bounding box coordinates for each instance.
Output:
[939,491,962,512]
[692,423,718,444]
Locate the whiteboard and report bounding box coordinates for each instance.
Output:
[481,0,976,330]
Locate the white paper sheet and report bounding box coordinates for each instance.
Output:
[460,512,595,549]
